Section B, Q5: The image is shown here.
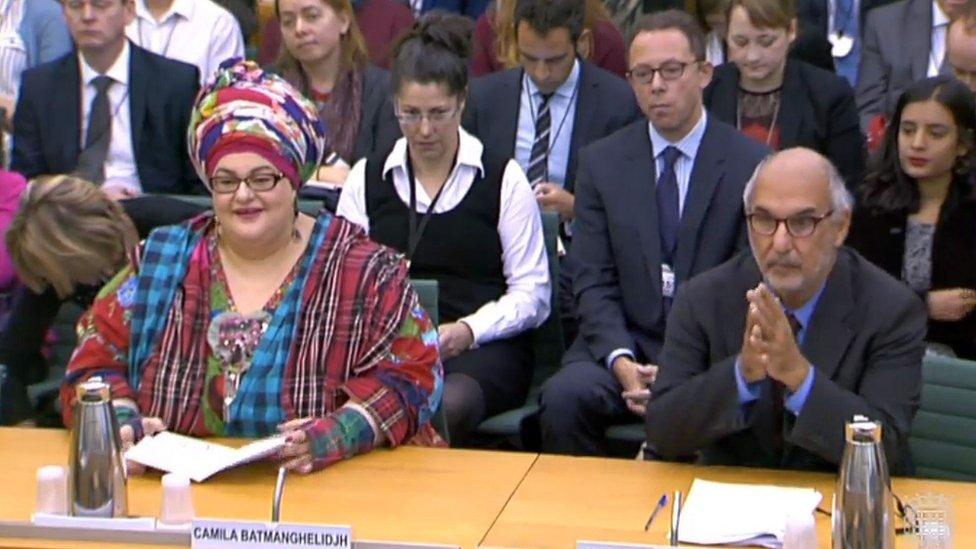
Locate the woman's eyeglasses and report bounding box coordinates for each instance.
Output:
[209,173,285,195]
[394,105,460,127]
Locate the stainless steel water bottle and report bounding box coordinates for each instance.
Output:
[832,415,895,548]
[68,377,127,517]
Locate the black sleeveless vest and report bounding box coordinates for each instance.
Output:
[365,148,509,323]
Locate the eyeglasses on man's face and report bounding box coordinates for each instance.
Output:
[627,60,699,85]
[209,172,286,195]
[747,210,834,238]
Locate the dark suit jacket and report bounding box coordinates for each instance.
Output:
[354,66,401,163]
[563,116,768,367]
[646,248,926,474]
[855,0,935,127]
[797,0,900,38]
[462,60,641,194]
[704,60,866,188]
[12,43,201,194]
[847,182,976,359]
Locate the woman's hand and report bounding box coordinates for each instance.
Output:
[438,322,474,360]
[927,288,976,322]
[277,418,317,474]
[119,416,166,476]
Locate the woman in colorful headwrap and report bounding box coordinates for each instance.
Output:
[60,59,444,474]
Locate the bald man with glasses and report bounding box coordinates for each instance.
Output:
[645,148,926,474]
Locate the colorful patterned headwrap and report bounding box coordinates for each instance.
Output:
[188,59,327,191]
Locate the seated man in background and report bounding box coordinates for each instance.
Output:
[125,0,245,85]
[947,16,976,92]
[464,0,641,344]
[856,0,968,129]
[645,148,926,473]
[12,0,201,199]
[537,10,767,456]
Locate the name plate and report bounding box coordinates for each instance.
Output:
[191,519,352,549]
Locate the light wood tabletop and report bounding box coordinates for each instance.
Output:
[0,427,538,549]
[481,453,976,548]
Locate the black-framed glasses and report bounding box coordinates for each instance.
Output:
[747,210,834,238]
[209,172,285,195]
[627,60,699,84]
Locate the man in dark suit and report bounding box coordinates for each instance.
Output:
[12,0,201,199]
[796,0,900,85]
[463,0,640,224]
[645,148,926,473]
[537,10,768,456]
[855,0,965,128]
[463,0,641,344]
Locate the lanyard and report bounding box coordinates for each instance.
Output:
[137,16,179,59]
[405,148,458,261]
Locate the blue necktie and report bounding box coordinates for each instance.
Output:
[833,0,860,86]
[656,146,682,265]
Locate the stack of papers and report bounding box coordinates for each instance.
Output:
[125,432,286,482]
[678,478,822,548]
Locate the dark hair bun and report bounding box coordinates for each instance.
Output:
[410,11,473,62]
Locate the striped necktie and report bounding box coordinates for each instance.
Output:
[527,92,553,186]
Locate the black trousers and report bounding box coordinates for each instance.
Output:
[0,195,205,425]
[538,359,637,455]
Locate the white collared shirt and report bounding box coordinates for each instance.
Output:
[126,0,243,85]
[705,31,725,66]
[338,127,552,346]
[647,109,708,216]
[0,0,26,98]
[929,0,951,77]
[78,41,140,195]
[515,59,581,188]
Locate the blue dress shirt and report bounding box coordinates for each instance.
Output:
[514,59,580,188]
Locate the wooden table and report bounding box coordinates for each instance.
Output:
[0,428,537,549]
[481,454,976,548]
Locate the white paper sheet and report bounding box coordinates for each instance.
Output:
[677,478,822,548]
[125,432,286,482]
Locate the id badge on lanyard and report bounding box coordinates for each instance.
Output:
[661,264,676,298]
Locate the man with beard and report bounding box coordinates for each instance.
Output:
[645,148,926,473]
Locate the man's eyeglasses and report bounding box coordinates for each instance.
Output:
[627,60,699,84]
[209,172,285,195]
[747,210,834,238]
[63,0,121,11]
[394,104,460,127]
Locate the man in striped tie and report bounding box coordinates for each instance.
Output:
[463,0,641,344]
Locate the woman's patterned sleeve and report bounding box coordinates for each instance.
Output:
[60,267,139,426]
[301,259,442,471]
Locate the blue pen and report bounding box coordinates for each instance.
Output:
[644,493,669,531]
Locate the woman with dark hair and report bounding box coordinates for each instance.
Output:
[848,76,976,359]
[273,0,400,192]
[703,0,863,187]
[337,13,550,446]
